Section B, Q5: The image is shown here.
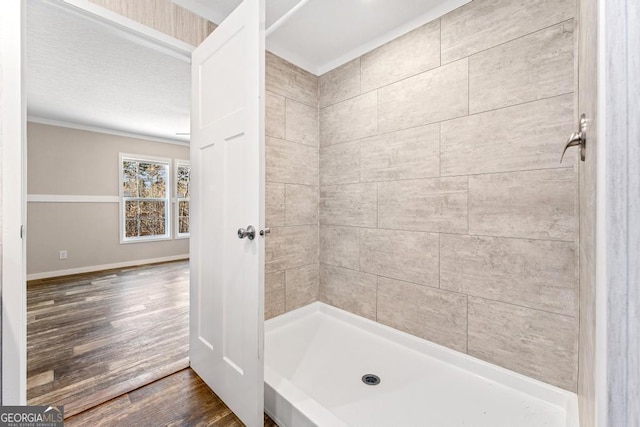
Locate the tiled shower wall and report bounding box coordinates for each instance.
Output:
[317,0,579,392]
[264,52,320,318]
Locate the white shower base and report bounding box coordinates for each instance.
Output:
[264,302,578,427]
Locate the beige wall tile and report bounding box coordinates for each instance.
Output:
[469,22,575,113]
[441,0,575,63]
[266,226,318,273]
[577,0,597,416]
[320,92,377,146]
[319,265,377,320]
[266,137,318,185]
[320,141,360,186]
[319,58,361,108]
[266,52,318,107]
[90,0,171,36]
[320,226,360,270]
[378,59,468,133]
[469,169,576,241]
[441,95,575,176]
[361,20,440,92]
[285,184,318,226]
[265,271,285,319]
[468,297,578,391]
[377,277,467,352]
[265,182,285,227]
[170,3,214,46]
[266,91,285,139]
[320,183,377,227]
[378,177,468,233]
[360,124,440,182]
[285,264,319,311]
[360,228,439,287]
[285,99,319,147]
[91,0,215,45]
[440,234,577,316]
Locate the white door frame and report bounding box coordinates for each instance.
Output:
[1,0,27,405]
[595,0,640,425]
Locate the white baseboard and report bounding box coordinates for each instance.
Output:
[27,254,190,281]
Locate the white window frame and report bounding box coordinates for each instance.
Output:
[175,159,191,239]
[119,153,172,243]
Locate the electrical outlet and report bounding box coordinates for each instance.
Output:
[59,250,68,260]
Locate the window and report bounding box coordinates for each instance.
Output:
[175,160,191,238]
[120,154,171,242]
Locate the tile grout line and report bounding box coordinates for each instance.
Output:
[466,296,469,354]
[438,233,441,289]
[467,175,471,234]
[375,276,379,322]
[320,91,575,148]
[317,76,321,305]
[444,18,576,65]
[283,182,288,226]
[318,164,576,187]
[467,53,470,114]
[315,223,576,244]
[439,18,442,67]
[317,262,578,319]
[376,183,379,229]
[284,268,288,313]
[317,136,321,298]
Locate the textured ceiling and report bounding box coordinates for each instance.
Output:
[27,0,191,143]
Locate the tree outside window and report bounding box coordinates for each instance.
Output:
[120,155,171,242]
[176,161,191,237]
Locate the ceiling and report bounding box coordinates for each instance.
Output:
[27,0,191,143]
[177,0,471,75]
[27,0,469,144]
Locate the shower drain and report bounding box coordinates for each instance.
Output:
[361,374,381,386]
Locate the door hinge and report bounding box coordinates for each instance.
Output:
[20,225,24,239]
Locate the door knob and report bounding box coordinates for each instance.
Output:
[561,114,587,163]
[237,225,256,240]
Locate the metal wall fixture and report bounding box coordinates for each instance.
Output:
[561,114,587,162]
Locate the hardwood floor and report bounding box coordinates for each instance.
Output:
[27,260,190,418]
[66,368,278,427]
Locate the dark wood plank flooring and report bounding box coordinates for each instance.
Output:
[66,368,278,427]
[27,261,190,418]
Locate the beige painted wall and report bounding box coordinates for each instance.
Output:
[317,0,579,392]
[264,52,320,318]
[27,122,189,275]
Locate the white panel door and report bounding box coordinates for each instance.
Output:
[189,1,265,426]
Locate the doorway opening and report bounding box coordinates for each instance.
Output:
[24,0,194,417]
